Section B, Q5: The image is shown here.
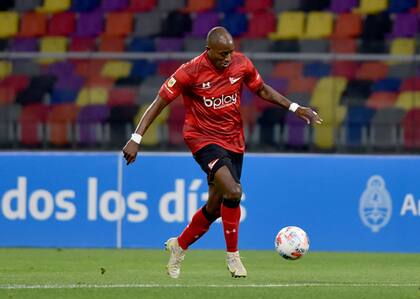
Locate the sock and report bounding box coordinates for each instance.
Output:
[177,205,218,250]
[221,200,241,253]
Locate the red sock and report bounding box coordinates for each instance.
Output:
[221,203,241,252]
[178,208,212,250]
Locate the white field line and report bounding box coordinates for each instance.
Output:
[0,283,418,290]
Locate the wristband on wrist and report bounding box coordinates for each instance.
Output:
[131,133,142,144]
[289,102,300,113]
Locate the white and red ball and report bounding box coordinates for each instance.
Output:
[274,226,309,260]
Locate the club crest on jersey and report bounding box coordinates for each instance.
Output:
[203,93,238,109]
[167,77,176,88]
[202,82,211,89]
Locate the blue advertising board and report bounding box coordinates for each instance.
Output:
[1,152,419,252]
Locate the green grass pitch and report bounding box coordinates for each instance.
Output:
[0,248,419,299]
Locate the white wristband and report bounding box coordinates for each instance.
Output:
[131,133,142,144]
[289,102,300,112]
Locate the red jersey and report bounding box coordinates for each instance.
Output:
[158,51,264,154]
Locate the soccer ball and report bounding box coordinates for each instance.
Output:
[274,226,309,260]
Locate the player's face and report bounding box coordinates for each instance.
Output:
[208,44,234,70]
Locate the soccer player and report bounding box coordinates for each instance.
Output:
[123,27,322,278]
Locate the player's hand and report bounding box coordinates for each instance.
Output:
[122,140,140,165]
[296,106,323,125]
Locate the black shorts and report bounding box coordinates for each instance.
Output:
[193,144,243,185]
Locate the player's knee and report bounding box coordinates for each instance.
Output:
[224,184,242,203]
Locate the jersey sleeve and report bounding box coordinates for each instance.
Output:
[243,56,264,93]
[158,64,192,102]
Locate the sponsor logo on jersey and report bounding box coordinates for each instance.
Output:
[203,93,238,109]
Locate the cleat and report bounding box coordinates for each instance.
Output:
[226,251,247,278]
[165,237,185,279]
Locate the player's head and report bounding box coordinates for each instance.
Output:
[206,27,234,70]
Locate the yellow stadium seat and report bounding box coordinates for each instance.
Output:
[313,106,347,149]
[390,38,415,56]
[269,12,305,40]
[354,0,387,14]
[135,105,170,146]
[395,92,420,110]
[310,77,348,108]
[0,12,19,38]
[101,61,132,79]
[39,37,68,64]
[0,61,12,80]
[76,87,109,106]
[37,0,71,13]
[304,12,334,39]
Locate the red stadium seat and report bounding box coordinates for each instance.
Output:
[272,62,303,79]
[48,12,76,36]
[20,103,49,146]
[402,108,420,148]
[104,12,133,37]
[332,61,359,79]
[287,77,317,93]
[356,62,389,81]
[183,0,215,12]
[0,75,29,92]
[69,37,97,52]
[244,0,273,12]
[243,11,276,38]
[108,88,137,106]
[19,12,47,37]
[330,38,357,53]
[332,13,362,38]
[0,87,15,104]
[47,103,79,146]
[366,92,398,109]
[99,36,125,52]
[128,0,157,11]
[401,77,420,91]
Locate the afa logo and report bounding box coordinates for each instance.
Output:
[359,175,392,233]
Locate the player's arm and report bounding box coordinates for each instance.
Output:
[256,83,322,125]
[122,95,169,165]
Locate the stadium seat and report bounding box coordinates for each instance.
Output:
[369,107,405,149]
[0,75,29,93]
[135,104,169,146]
[14,0,42,11]
[356,62,388,81]
[37,0,71,13]
[221,13,248,37]
[389,14,419,38]
[133,11,163,37]
[19,12,47,37]
[244,11,276,38]
[216,0,243,13]
[0,61,12,80]
[303,62,331,78]
[361,13,391,40]
[303,12,334,39]
[99,36,125,52]
[70,37,97,52]
[330,38,357,53]
[183,0,215,12]
[240,38,272,52]
[156,37,184,52]
[301,0,330,11]
[359,39,386,54]
[299,39,329,53]
[0,12,19,38]
[86,76,114,89]
[244,0,272,12]
[39,37,68,64]
[390,38,415,57]
[108,87,137,106]
[101,61,132,79]
[269,12,305,40]
[330,0,358,13]
[189,12,219,37]
[388,0,416,13]
[343,106,375,147]
[332,61,359,79]
[287,78,317,94]
[0,104,20,147]
[19,103,49,146]
[401,77,420,91]
[184,37,205,52]
[332,13,362,38]
[55,74,84,91]
[157,0,186,11]
[257,106,287,147]
[47,61,75,79]
[366,92,398,109]
[310,76,348,108]
[75,10,104,37]
[341,79,372,106]
[313,105,347,150]
[77,105,109,146]
[130,60,157,79]
[71,0,100,12]
[47,103,79,146]
[284,111,309,148]
[0,87,15,104]
[47,12,76,36]
[388,63,415,79]
[104,12,133,37]
[128,0,157,11]
[100,0,129,11]
[402,108,420,148]
[274,0,302,12]
[272,62,303,79]
[371,78,401,92]
[128,37,155,52]
[107,105,138,148]
[354,0,387,14]
[395,92,420,110]
[74,60,105,78]
[51,89,78,104]
[12,60,40,76]
[76,87,109,106]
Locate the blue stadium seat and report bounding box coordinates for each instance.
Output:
[371,78,401,92]
[221,13,248,37]
[127,38,155,52]
[344,106,375,147]
[303,62,331,78]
